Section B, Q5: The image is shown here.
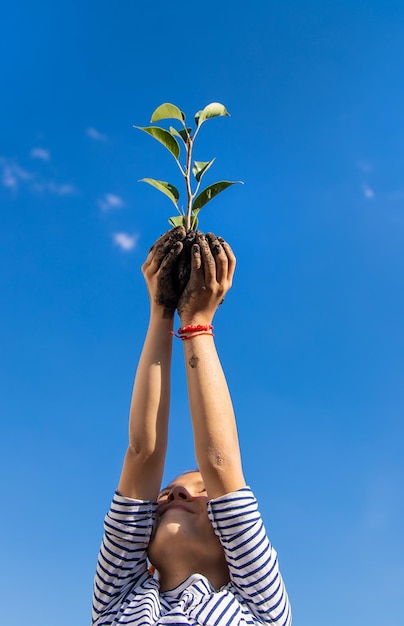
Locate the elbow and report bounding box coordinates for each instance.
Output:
[203,445,241,471]
[127,439,158,463]
[198,448,244,480]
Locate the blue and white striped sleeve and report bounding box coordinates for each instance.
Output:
[208,487,292,626]
[92,492,157,625]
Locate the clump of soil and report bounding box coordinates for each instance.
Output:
[172,230,198,295]
[158,229,220,314]
[155,229,198,315]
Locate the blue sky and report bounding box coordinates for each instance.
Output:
[1,1,403,624]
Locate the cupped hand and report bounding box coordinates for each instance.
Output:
[177,232,236,325]
[142,226,186,317]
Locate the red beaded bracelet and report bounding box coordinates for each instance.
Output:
[179,324,213,335]
[180,331,214,340]
[170,324,214,339]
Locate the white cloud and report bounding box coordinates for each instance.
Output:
[98,193,125,211]
[2,166,17,189]
[0,157,34,190]
[362,184,375,199]
[30,147,50,161]
[47,181,76,195]
[356,160,373,173]
[87,127,107,141]
[15,164,33,181]
[1,155,77,196]
[32,181,76,195]
[113,232,138,251]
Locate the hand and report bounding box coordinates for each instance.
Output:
[177,232,236,325]
[142,227,186,318]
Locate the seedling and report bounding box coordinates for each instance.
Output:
[135,102,242,231]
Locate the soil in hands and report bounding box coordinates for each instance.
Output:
[156,229,196,316]
[159,230,220,314]
[172,230,198,296]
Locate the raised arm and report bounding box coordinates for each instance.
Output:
[177,232,246,499]
[177,233,292,625]
[118,227,185,500]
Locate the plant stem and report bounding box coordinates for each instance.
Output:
[184,135,193,231]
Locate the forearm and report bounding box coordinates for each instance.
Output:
[118,310,173,500]
[182,333,245,498]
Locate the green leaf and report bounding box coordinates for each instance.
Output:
[151,103,184,123]
[192,180,243,214]
[195,102,230,126]
[178,128,191,142]
[192,159,215,182]
[168,215,186,228]
[168,212,198,229]
[194,110,202,125]
[169,126,192,143]
[135,126,180,160]
[190,213,199,230]
[139,178,180,208]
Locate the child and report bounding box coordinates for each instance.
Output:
[92,228,292,626]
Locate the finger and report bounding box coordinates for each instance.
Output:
[218,237,236,281]
[150,226,185,251]
[150,227,186,268]
[197,233,216,286]
[185,242,203,292]
[206,232,228,284]
[148,229,171,254]
[205,232,221,256]
[144,233,170,272]
[159,241,183,275]
[190,243,202,274]
[169,225,186,242]
[142,246,157,272]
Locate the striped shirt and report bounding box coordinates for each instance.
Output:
[92,487,292,626]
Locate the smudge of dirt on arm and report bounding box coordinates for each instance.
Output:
[188,354,199,369]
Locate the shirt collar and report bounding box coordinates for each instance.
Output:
[161,573,214,602]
